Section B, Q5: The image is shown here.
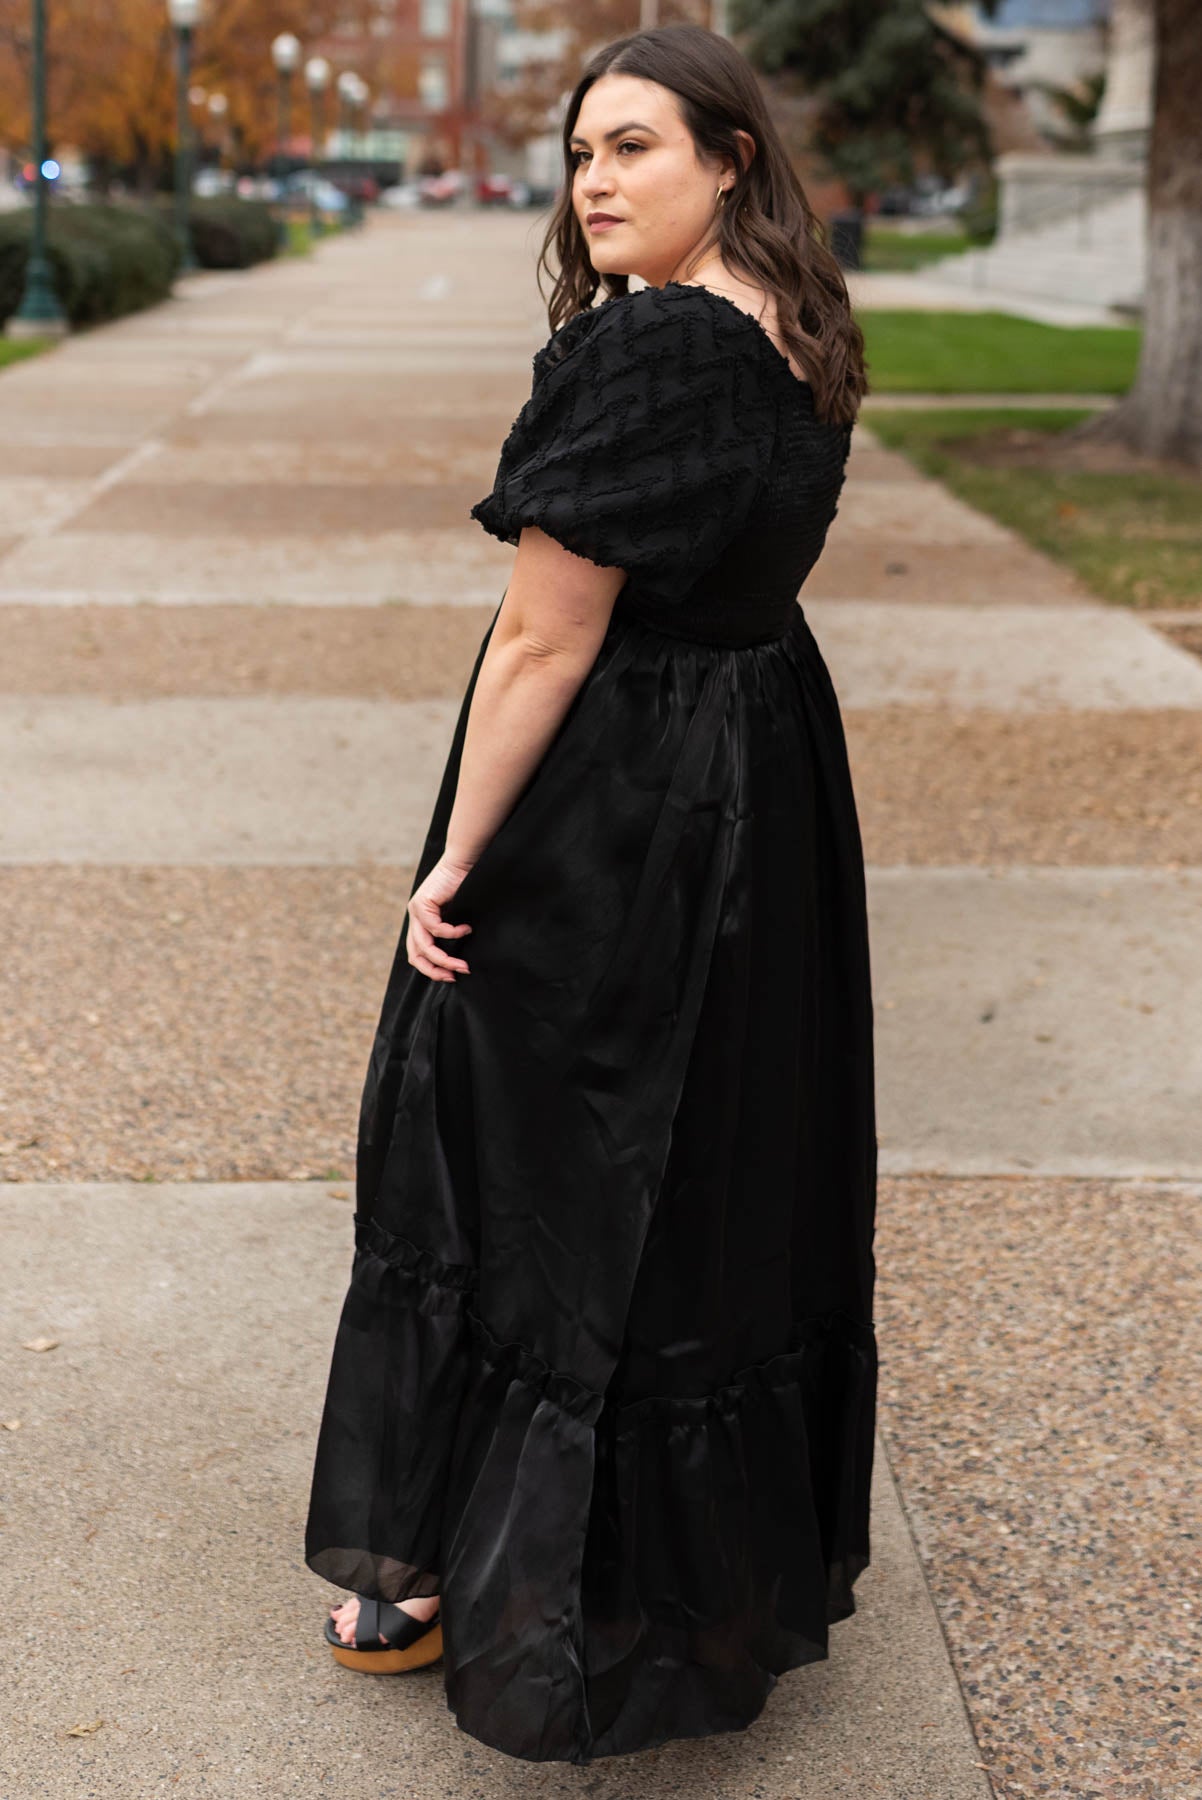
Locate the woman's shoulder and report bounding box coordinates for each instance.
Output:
[532,284,672,382]
[532,281,796,404]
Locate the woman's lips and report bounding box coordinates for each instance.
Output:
[588,217,623,232]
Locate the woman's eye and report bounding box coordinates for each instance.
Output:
[571,141,643,167]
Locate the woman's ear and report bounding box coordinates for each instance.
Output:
[731,128,756,182]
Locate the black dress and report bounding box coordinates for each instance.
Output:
[304,280,878,1765]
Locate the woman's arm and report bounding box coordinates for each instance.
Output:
[406,525,628,983]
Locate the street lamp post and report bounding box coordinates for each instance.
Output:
[305,56,330,234]
[337,69,357,151]
[351,74,369,140]
[7,0,68,339]
[208,91,228,176]
[271,33,301,185]
[167,0,203,273]
[337,72,368,226]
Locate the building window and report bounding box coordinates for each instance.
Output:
[419,54,449,107]
[421,0,451,37]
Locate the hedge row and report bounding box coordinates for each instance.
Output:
[0,197,283,330]
[155,196,285,270]
[0,203,178,328]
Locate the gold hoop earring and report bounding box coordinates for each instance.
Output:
[716,183,728,207]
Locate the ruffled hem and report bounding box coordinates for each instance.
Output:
[305,1213,877,1765]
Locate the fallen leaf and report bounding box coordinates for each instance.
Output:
[65,1719,105,1737]
[22,1337,60,1353]
[2,1419,22,1430]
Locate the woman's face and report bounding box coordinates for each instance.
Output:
[569,72,743,289]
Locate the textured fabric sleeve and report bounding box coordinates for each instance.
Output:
[469,287,777,606]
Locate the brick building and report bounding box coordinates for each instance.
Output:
[321,0,536,181]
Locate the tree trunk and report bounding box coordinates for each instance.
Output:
[1068,0,1202,465]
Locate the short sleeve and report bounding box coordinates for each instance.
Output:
[469,286,778,605]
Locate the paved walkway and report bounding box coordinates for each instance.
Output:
[2,213,1197,1800]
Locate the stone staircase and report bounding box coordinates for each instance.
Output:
[927,185,1145,315]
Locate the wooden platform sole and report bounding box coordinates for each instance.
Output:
[329,1620,444,1673]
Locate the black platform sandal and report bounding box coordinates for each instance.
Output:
[323,1596,443,1673]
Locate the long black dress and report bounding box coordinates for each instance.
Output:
[304,279,878,1766]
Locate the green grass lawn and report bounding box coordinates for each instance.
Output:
[867,407,1202,609]
[0,336,55,370]
[861,226,973,272]
[859,310,1141,394]
[283,217,314,255]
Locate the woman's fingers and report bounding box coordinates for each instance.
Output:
[407,904,470,978]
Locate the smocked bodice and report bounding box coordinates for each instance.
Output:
[471,281,854,649]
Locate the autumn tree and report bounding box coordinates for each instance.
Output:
[0,0,378,188]
[487,0,712,151]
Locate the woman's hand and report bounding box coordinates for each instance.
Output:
[406,854,476,983]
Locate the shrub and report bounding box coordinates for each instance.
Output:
[156,197,284,269]
[0,202,178,328]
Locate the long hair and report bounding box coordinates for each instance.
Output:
[536,22,869,427]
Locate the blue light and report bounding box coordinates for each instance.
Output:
[41,159,61,180]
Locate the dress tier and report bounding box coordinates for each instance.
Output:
[304,282,878,1765]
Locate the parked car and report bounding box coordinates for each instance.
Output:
[279,169,349,214]
[874,186,916,217]
[335,173,379,203]
[911,181,972,218]
[476,172,532,207]
[417,169,466,206]
[192,167,235,197]
[378,181,422,210]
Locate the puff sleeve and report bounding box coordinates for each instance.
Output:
[469,286,779,606]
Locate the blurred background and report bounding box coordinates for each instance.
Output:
[0,0,1161,306]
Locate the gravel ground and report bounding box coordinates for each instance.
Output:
[0,603,493,698]
[875,1172,1201,1800]
[804,536,1097,605]
[0,867,407,1183]
[1161,623,1202,661]
[67,480,492,536]
[845,706,1202,866]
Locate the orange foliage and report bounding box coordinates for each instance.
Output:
[485,0,713,149]
[0,0,375,168]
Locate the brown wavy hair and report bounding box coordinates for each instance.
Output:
[536,22,870,428]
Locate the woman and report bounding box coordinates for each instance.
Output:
[305,21,878,1768]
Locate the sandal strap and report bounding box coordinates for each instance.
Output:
[376,1599,440,1649]
[353,1595,381,1649]
[347,1592,440,1651]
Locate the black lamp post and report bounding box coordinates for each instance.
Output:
[6,0,68,340]
[271,32,301,185]
[337,71,368,227]
[338,69,367,146]
[167,0,202,272]
[304,56,330,234]
[208,91,228,180]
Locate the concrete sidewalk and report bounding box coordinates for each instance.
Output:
[2,213,1197,1800]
